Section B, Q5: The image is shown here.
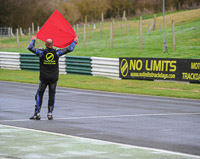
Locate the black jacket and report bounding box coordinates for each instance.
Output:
[27,39,77,82]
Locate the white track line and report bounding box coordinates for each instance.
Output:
[0,112,200,122]
[0,124,200,158]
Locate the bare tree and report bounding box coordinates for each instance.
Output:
[59,0,80,24]
[0,0,200,28]
[76,0,109,22]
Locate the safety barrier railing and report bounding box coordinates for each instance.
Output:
[0,52,20,70]
[0,52,120,79]
[59,56,66,74]
[20,53,39,71]
[65,55,92,75]
[91,57,119,79]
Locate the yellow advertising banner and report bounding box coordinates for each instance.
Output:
[119,58,200,82]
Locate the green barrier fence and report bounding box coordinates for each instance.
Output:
[20,53,39,71]
[19,54,92,75]
[1,52,120,79]
[65,55,92,75]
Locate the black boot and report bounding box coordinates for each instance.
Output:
[47,112,53,120]
[30,113,41,120]
[30,105,41,120]
[47,105,53,120]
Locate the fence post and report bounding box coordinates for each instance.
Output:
[100,22,102,38]
[194,21,197,38]
[153,14,156,30]
[73,25,76,33]
[16,29,19,49]
[88,24,91,39]
[160,24,162,39]
[76,24,79,35]
[83,24,86,48]
[133,35,136,48]
[148,22,151,36]
[181,25,184,38]
[121,23,122,35]
[122,10,126,20]
[85,16,87,25]
[37,26,40,47]
[101,12,104,22]
[178,37,180,48]
[140,16,143,50]
[8,27,11,38]
[28,27,31,41]
[32,23,34,35]
[125,18,128,36]
[10,28,14,38]
[112,19,115,38]
[20,27,23,38]
[172,20,176,51]
[110,22,113,48]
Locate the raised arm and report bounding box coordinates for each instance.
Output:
[27,36,43,56]
[56,37,78,57]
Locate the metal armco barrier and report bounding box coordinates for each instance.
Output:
[120,57,200,83]
[0,52,20,70]
[0,52,119,79]
[91,57,119,79]
[2,52,199,82]
[65,55,92,75]
[20,53,39,71]
[59,56,66,74]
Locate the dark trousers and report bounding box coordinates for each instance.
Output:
[35,80,57,113]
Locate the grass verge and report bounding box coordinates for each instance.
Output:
[0,69,199,99]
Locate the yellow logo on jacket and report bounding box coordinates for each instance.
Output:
[44,53,56,64]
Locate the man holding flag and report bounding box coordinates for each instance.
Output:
[27,36,78,120]
[27,10,78,120]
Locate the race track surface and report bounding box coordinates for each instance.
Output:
[0,81,200,156]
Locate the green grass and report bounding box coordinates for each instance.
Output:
[133,10,187,20]
[0,69,199,99]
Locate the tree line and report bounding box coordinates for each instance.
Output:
[0,0,200,29]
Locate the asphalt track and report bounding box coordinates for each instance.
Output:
[0,81,200,158]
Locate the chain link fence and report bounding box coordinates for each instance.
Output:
[0,17,199,51]
[0,27,11,38]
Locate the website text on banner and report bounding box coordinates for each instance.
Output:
[119,58,200,83]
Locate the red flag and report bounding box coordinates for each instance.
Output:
[36,10,76,48]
